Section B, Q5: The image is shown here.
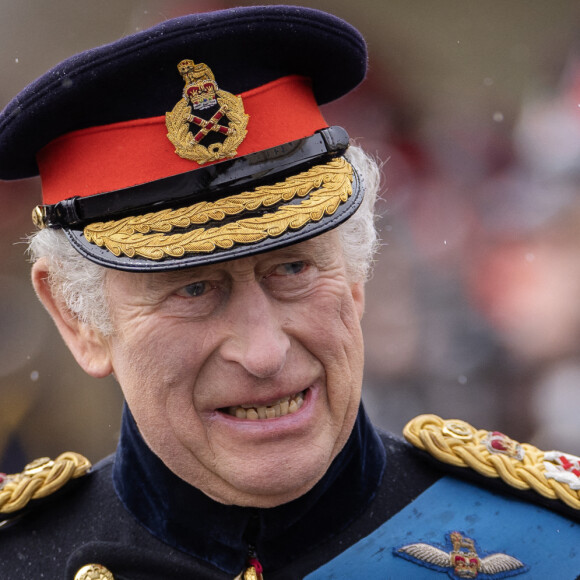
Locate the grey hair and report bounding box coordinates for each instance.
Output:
[28,228,115,336]
[28,144,381,333]
[341,144,381,282]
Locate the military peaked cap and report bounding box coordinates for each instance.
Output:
[0,5,367,271]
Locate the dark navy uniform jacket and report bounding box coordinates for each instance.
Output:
[1,406,579,579]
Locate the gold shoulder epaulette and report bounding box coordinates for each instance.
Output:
[403,414,580,511]
[0,452,91,515]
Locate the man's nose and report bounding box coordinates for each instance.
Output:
[219,285,291,379]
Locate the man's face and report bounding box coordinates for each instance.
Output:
[103,231,365,507]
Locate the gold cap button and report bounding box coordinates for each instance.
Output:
[32,205,46,229]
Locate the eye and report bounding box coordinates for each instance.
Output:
[169,278,223,317]
[262,260,315,298]
[271,261,308,277]
[177,281,210,298]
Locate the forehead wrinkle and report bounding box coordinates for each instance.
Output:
[296,232,343,269]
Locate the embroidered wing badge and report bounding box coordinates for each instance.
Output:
[166,59,249,164]
[395,531,528,579]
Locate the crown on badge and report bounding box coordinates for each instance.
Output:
[177,59,218,108]
[166,59,249,164]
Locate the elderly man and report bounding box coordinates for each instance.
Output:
[0,6,579,579]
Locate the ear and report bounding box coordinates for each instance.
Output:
[351,280,365,321]
[31,258,113,378]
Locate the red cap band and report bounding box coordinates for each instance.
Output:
[37,76,327,205]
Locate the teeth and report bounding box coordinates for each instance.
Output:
[226,391,306,420]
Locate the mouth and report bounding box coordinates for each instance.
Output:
[221,389,306,420]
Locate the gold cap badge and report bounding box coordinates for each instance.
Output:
[166,59,249,164]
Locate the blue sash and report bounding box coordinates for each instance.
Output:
[306,476,580,579]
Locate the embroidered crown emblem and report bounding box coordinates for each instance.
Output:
[484,430,525,460]
[166,59,249,164]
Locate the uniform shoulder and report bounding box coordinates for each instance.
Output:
[0,451,97,526]
[403,413,580,522]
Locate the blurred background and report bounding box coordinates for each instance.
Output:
[2,0,580,472]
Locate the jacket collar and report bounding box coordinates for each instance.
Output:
[113,404,386,575]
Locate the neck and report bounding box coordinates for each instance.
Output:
[113,404,386,574]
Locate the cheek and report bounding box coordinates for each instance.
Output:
[110,337,164,412]
[300,288,363,456]
[298,285,365,389]
[308,286,363,351]
[109,320,210,405]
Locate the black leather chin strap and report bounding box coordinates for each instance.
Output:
[37,126,350,229]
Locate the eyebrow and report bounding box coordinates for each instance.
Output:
[137,233,338,291]
[138,269,211,293]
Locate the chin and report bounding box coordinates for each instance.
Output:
[216,451,333,508]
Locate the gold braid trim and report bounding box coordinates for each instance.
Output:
[0,452,91,514]
[403,414,580,510]
[83,158,353,261]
